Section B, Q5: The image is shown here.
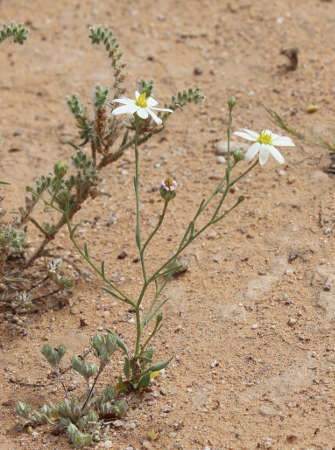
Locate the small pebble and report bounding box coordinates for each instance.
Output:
[287,317,297,327]
[215,141,246,156]
[251,323,258,329]
[103,441,113,448]
[113,419,125,428]
[323,282,331,291]
[217,155,226,164]
[117,250,128,259]
[285,268,294,275]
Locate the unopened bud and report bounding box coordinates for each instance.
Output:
[228,96,236,111]
[54,161,67,178]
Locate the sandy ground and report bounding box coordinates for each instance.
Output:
[1,0,335,449]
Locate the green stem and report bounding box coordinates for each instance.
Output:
[134,117,146,283]
[150,160,258,282]
[141,199,169,257]
[63,202,134,307]
[141,320,162,353]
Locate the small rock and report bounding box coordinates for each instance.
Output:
[113,419,125,428]
[323,282,331,291]
[214,140,246,156]
[207,230,217,240]
[142,440,153,450]
[103,440,113,448]
[162,405,173,413]
[287,317,297,327]
[103,310,110,318]
[259,405,276,417]
[210,360,219,368]
[117,250,128,259]
[169,432,177,439]
[286,434,298,443]
[251,323,258,329]
[285,268,294,276]
[288,250,298,262]
[193,67,202,75]
[217,155,226,164]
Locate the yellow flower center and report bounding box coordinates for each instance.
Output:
[135,93,148,108]
[258,130,273,145]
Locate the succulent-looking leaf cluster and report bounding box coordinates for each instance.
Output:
[17,335,127,447]
[0,224,25,262]
[0,23,29,45]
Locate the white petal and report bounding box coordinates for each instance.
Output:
[113,97,134,105]
[234,130,258,142]
[136,107,149,119]
[272,135,295,147]
[148,109,162,125]
[135,91,140,99]
[259,146,270,166]
[269,145,285,164]
[112,104,137,116]
[152,106,174,113]
[242,128,260,139]
[245,142,260,161]
[147,96,158,107]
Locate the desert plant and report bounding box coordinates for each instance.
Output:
[0,22,29,45]
[16,93,295,446]
[1,26,203,314]
[16,335,127,447]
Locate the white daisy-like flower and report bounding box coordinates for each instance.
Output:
[233,128,295,166]
[112,91,173,125]
[161,177,177,192]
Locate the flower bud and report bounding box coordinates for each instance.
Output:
[160,177,177,201]
[54,161,68,178]
[227,96,236,111]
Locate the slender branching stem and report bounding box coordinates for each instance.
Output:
[81,364,104,412]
